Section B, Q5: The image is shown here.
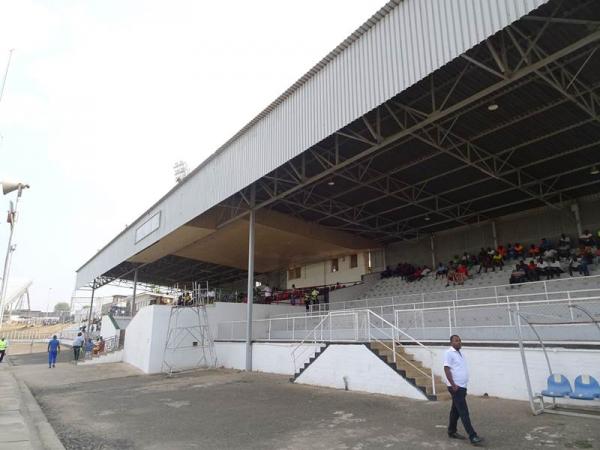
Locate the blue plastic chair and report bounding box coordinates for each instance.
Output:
[541,374,572,398]
[568,375,600,400]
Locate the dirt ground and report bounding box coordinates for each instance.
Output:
[9,352,600,450]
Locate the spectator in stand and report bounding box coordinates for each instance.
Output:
[446,262,457,288]
[492,252,504,270]
[536,257,550,280]
[304,293,311,312]
[539,238,552,253]
[568,254,589,277]
[514,243,525,259]
[311,288,319,307]
[455,264,469,286]
[436,262,448,279]
[543,245,557,261]
[548,258,564,279]
[528,244,540,258]
[407,267,423,282]
[509,265,528,284]
[497,245,507,260]
[580,229,595,246]
[477,248,491,274]
[290,284,298,306]
[381,266,392,279]
[263,285,273,303]
[577,245,594,265]
[527,260,539,281]
[506,243,516,260]
[460,253,469,267]
[558,234,572,259]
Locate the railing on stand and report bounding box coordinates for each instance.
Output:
[317,274,600,315]
[286,309,437,397]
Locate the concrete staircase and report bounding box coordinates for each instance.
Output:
[291,344,328,381]
[368,342,450,401]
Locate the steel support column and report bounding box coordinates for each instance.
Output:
[571,203,583,236]
[131,269,138,317]
[87,281,96,329]
[245,186,256,372]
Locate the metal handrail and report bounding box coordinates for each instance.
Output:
[291,314,330,373]
[365,310,436,396]
[321,273,600,313]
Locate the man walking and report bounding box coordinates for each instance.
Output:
[0,337,7,363]
[72,332,84,363]
[48,335,60,368]
[444,335,483,445]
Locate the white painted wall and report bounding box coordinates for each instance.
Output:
[100,315,118,340]
[408,345,600,401]
[295,344,428,400]
[287,252,367,289]
[122,305,156,373]
[123,303,304,374]
[214,341,323,375]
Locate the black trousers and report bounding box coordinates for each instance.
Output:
[448,387,476,439]
[73,346,81,361]
[0,350,5,362]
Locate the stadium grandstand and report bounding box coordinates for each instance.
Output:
[75,0,600,407]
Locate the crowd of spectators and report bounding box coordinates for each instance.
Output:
[380,230,600,288]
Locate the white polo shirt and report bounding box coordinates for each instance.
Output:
[444,347,469,388]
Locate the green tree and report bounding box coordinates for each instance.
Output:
[53,302,70,313]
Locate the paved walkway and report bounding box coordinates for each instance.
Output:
[10,352,600,450]
[0,362,64,450]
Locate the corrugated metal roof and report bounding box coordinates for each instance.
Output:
[76,0,548,288]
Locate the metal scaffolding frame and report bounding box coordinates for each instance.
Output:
[161,281,218,376]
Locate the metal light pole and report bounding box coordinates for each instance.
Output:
[0,181,30,329]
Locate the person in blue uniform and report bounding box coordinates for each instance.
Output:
[48,335,60,368]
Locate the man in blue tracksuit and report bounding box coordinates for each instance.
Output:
[48,335,60,368]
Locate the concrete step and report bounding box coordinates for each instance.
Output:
[434,391,452,401]
[378,350,415,362]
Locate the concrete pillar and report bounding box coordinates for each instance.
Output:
[430,234,436,267]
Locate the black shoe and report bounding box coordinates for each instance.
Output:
[470,435,484,445]
[448,432,466,440]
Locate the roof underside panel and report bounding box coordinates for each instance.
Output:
[76,0,547,288]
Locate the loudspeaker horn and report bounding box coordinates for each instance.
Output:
[1,181,30,195]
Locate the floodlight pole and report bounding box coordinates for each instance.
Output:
[246,186,256,371]
[0,185,23,329]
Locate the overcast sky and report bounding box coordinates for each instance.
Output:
[0,0,383,311]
